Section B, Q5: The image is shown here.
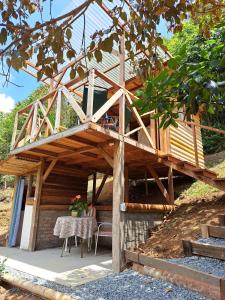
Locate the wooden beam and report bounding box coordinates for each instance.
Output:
[54,89,62,133]
[98,146,114,168]
[168,166,174,204]
[91,88,123,123]
[14,106,34,148]
[146,165,171,204]
[125,203,175,212]
[92,172,97,204]
[32,92,57,142]
[37,100,54,134]
[119,35,126,135]
[125,166,129,203]
[29,159,45,251]
[26,175,33,198]
[87,69,95,119]
[10,112,19,150]
[95,174,108,201]
[112,140,125,272]
[62,88,86,123]
[43,159,58,183]
[144,170,149,201]
[125,92,154,147]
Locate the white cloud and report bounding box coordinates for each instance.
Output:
[0,93,15,113]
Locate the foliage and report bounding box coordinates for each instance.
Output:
[0,85,47,187]
[0,258,6,276]
[0,85,47,160]
[181,157,225,199]
[69,195,87,217]
[164,21,199,56]
[0,0,225,82]
[138,21,225,130]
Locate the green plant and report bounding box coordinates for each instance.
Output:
[0,258,6,276]
[69,195,87,217]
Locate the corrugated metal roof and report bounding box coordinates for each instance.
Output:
[30,1,170,92]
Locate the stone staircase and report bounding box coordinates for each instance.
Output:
[125,213,225,300]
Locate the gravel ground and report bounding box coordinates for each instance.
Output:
[5,267,209,300]
[197,237,225,246]
[168,256,225,278]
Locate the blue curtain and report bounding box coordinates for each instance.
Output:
[8,177,25,247]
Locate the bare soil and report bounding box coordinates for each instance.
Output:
[0,189,12,246]
[137,152,225,259]
[137,191,225,258]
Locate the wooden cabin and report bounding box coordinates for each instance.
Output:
[1,0,224,272]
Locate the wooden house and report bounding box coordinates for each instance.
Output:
[1,0,225,272]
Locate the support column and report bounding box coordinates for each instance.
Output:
[168,166,174,204]
[92,172,97,204]
[112,140,125,272]
[28,160,45,251]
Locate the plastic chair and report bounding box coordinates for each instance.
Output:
[95,222,112,255]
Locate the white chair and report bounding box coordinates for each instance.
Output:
[95,222,112,255]
[86,206,96,251]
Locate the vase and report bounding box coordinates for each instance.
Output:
[71,210,78,217]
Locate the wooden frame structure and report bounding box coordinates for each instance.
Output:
[2,0,225,273]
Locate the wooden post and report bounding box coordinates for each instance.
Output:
[10,112,18,150]
[31,102,38,142]
[26,175,33,198]
[182,240,193,256]
[54,90,62,133]
[92,172,97,204]
[192,123,199,167]
[28,159,45,251]
[125,166,129,203]
[144,170,149,201]
[87,69,95,119]
[112,140,125,272]
[168,167,174,204]
[119,35,125,135]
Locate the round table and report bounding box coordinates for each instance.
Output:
[54,216,97,257]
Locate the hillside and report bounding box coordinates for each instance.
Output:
[138,152,225,258]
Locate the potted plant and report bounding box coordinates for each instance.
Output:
[69,195,87,217]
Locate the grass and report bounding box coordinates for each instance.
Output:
[180,157,225,199]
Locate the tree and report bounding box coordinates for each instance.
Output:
[0,85,48,159]
[0,0,224,82]
[138,21,225,129]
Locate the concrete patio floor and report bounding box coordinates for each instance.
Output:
[0,246,112,287]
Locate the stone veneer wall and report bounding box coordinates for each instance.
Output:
[96,211,164,249]
[36,210,69,250]
[36,209,164,250]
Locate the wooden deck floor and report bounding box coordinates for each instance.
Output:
[1,122,173,179]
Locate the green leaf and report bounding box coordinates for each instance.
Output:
[94,49,102,62]
[77,66,85,79]
[66,28,72,40]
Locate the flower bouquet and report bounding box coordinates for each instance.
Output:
[69,195,87,217]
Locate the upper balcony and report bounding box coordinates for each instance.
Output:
[8,67,205,179]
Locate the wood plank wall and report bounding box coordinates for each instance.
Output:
[40,173,88,205]
[170,122,205,168]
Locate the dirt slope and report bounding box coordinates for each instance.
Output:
[138,152,225,258]
[0,189,13,246]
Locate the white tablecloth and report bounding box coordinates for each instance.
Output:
[53,216,97,239]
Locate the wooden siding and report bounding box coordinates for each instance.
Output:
[40,173,88,205]
[170,122,204,168]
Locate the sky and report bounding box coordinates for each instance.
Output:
[0,1,171,113]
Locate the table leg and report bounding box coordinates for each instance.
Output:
[65,238,68,252]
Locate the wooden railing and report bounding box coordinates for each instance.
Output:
[10,68,154,151]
